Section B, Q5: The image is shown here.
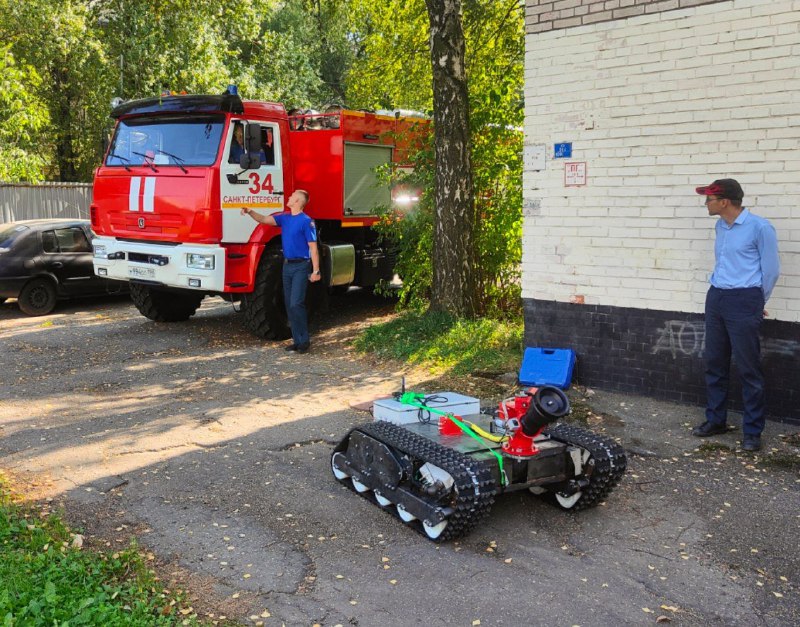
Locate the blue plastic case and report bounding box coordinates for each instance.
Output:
[518,347,576,389]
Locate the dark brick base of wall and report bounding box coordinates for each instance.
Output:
[523,298,800,423]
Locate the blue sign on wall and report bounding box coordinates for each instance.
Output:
[554,143,572,159]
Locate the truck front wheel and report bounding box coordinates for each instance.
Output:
[241,251,291,340]
[129,284,204,322]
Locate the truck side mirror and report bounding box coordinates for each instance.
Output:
[239,153,261,169]
[246,124,262,151]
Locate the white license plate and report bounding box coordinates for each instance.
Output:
[128,266,156,279]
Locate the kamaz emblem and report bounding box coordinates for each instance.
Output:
[138,217,145,229]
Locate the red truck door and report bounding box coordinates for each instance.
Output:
[220,121,284,243]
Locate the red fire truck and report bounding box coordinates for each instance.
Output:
[91,88,425,338]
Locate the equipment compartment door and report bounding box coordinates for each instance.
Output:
[343,143,393,217]
[220,121,284,243]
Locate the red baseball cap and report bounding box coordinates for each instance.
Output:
[695,178,744,201]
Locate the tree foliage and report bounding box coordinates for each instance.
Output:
[1,0,111,181]
[0,46,49,181]
[0,0,359,181]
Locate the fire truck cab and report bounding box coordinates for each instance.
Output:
[91,89,424,338]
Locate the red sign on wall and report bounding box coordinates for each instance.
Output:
[565,161,587,186]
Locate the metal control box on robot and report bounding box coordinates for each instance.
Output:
[372,393,481,425]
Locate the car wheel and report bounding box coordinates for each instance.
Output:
[18,278,57,316]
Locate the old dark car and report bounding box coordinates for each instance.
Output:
[0,219,127,316]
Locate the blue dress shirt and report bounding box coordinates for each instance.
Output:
[711,208,780,302]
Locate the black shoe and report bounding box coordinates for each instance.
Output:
[284,343,298,352]
[741,435,762,452]
[296,343,310,354]
[692,421,728,437]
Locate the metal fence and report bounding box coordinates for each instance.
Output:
[0,182,93,223]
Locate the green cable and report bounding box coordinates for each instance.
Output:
[397,392,508,486]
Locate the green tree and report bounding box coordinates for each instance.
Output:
[347,1,432,110]
[0,0,113,181]
[93,0,232,99]
[265,0,358,106]
[93,0,354,109]
[0,46,49,182]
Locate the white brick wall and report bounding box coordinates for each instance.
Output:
[523,0,800,322]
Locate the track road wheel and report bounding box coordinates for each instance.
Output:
[331,453,349,480]
[242,251,290,340]
[351,477,370,493]
[554,491,583,509]
[422,519,448,540]
[18,278,57,316]
[396,504,416,522]
[129,284,203,322]
[374,491,392,507]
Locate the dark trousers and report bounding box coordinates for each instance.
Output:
[704,287,765,436]
[282,259,310,347]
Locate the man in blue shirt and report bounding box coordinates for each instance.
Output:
[241,190,321,353]
[692,179,780,451]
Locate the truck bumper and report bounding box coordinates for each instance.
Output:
[92,237,227,293]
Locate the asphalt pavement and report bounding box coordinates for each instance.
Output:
[0,293,798,626]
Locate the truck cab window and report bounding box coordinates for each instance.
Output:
[260,127,276,166]
[229,122,245,163]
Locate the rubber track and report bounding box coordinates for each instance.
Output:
[543,423,627,511]
[334,421,497,542]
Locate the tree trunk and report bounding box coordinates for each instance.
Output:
[53,66,78,181]
[424,0,477,317]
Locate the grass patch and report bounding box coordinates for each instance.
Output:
[778,432,800,447]
[697,442,734,455]
[354,310,523,376]
[0,474,203,626]
[565,398,592,425]
[760,452,800,473]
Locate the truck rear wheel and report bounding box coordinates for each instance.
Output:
[241,251,291,340]
[129,284,204,322]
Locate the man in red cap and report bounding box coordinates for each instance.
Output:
[692,179,780,451]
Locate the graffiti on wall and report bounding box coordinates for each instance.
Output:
[652,320,799,359]
[652,321,705,358]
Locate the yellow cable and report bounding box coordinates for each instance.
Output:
[465,421,507,443]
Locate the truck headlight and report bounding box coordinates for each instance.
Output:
[187,253,215,270]
[93,244,107,258]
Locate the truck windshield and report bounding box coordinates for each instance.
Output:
[106,115,225,168]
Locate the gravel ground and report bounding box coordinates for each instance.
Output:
[1,292,798,626]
